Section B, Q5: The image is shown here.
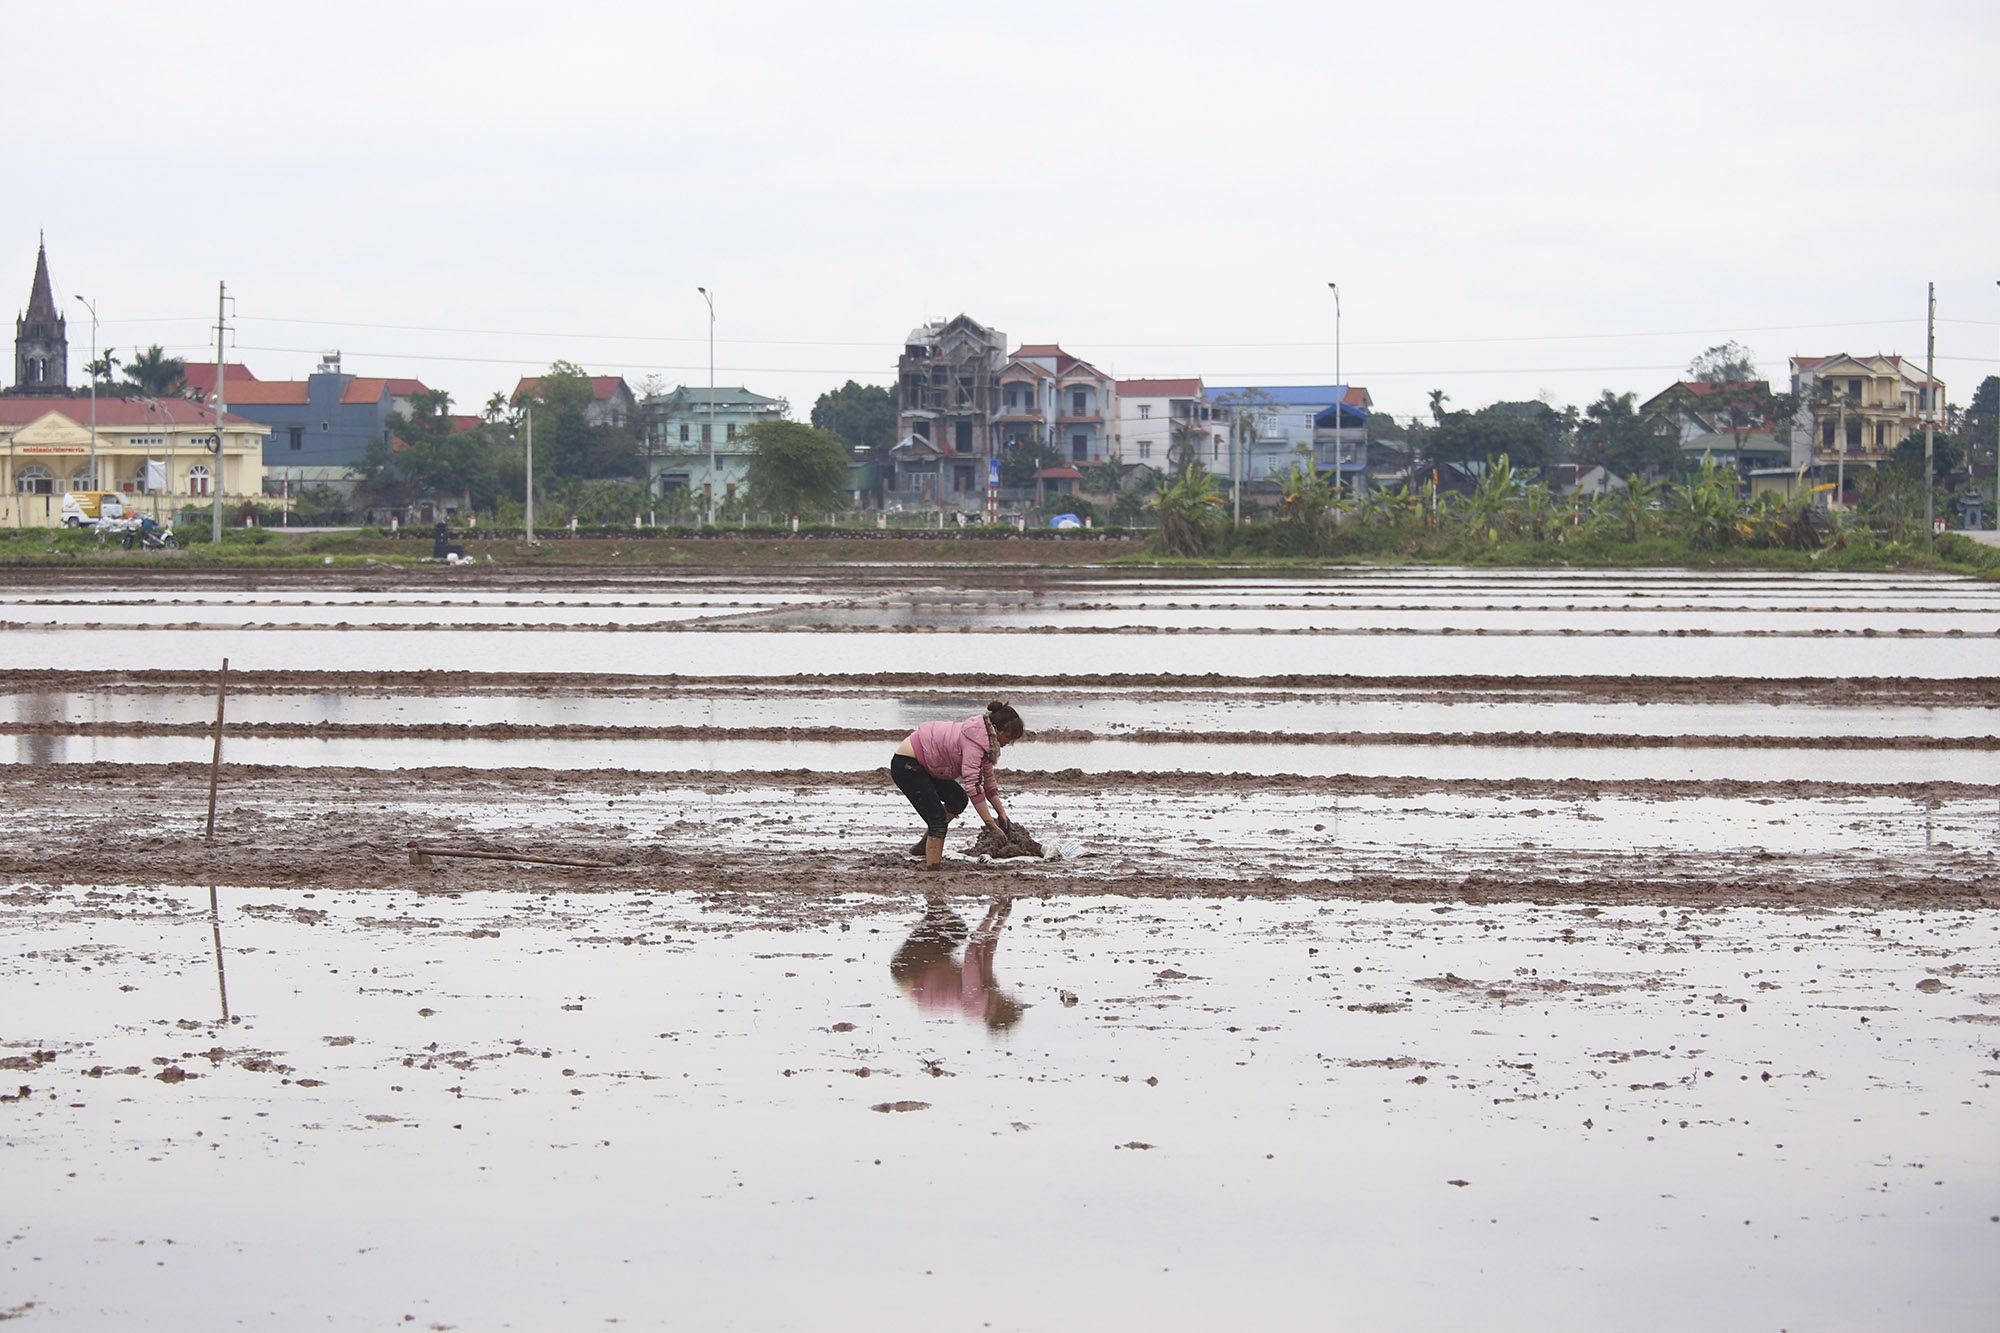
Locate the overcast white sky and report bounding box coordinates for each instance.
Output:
[13,0,1998,424]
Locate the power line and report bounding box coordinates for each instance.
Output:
[111,311,1994,351]
[193,340,2000,382]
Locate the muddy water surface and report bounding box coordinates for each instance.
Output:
[5,886,1995,1330]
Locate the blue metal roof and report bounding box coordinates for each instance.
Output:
[1211,384,1368,424]
[1211,384,1346,406]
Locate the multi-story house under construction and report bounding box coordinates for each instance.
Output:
[891,314,1008,505]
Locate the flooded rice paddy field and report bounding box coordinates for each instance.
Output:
[3,563,1997,1328]
[2,565,1998,678]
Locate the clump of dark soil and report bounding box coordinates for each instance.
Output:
[967,823,1046,860]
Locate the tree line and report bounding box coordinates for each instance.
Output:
[350,366,889,526]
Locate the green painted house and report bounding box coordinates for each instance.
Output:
[644,385,787,504]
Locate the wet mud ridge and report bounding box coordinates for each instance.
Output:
[1,762,1993,911]
[2,566,1996,910]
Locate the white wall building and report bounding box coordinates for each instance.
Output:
[1114,378,1227,473]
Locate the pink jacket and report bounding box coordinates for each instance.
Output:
[908,716,998,804]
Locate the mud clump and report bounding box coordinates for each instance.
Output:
[967,823,1046,860]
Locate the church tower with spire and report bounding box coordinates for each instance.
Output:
[11,236,69,396]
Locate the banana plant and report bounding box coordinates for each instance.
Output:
[1149,462,1223,556]
[1666,458,1742,550]
[1456,454,1525,542]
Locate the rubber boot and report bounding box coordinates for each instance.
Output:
[924,835,944,870]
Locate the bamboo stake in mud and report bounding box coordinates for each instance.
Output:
[209,884,231,1023]
[205,658,229,844]
[409,845,611,869]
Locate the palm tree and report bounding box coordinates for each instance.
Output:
[121,345,187,397]
[85,348,120,383]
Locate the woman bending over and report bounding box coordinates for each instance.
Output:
[890,700,1025,870]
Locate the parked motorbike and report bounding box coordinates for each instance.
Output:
[116,517,178,550]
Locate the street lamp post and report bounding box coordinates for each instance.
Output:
[698,286,716,525]
[1925,281,1937,550]
[73,295,99,490]
[1326,282,1341,481]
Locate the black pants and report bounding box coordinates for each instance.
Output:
[891,753,968,838]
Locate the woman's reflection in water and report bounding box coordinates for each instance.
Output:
[890,894,1024,1030]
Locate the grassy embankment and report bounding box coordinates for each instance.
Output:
[0,522,1995,576]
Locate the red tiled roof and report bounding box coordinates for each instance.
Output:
[1033,466,1084,479]
[1676,380,1769,397]
[0,397,250,428]
[1793,354,1942,387]
[218,380,311,405]
[513,374,630,402]
[447,415,483,434]
[1119,378,1202,397]
[1013,344,1082,375]
[342,378,394,405]
[180,362,262,393]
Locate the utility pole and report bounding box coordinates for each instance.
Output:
[1328,281,1342,487]
[524,402,536,542]
[1924,282,1936,551]
[212,282,227,546]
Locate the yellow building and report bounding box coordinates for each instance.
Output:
[1,397,268,528]
[1788,354,1943,503]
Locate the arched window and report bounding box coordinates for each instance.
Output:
[68,464,96,491]
[187,464,212,497]
[15,465,55,495]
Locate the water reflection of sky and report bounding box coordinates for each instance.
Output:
[3,625,1992,678]
[5,570,1998,681]
[7,688,1991,739]
[11,733,1998,784]
[5,888,1993,1329]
